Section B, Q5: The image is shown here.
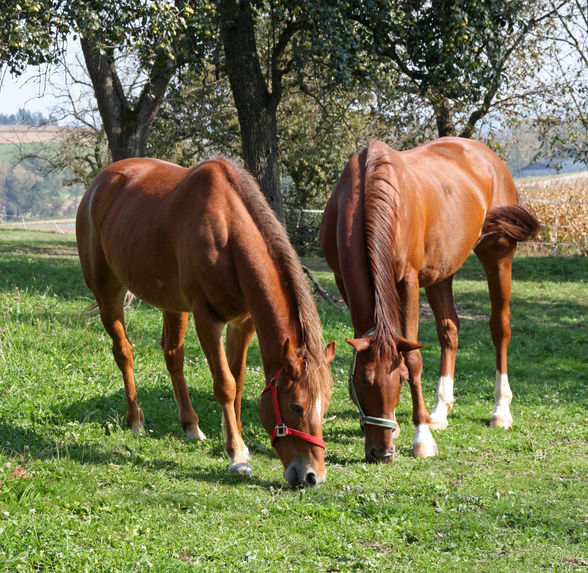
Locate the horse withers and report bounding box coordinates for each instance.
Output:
[76,157,336,487]
[320,137,538,462]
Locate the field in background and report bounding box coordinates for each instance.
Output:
[0,229,586,571]
[0,125,63,145]
[518,172,588,254]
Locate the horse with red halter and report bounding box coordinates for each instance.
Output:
[77,157,336,487]
[320,137,538,462]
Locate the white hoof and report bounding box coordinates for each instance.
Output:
[491,409,513,429]
[185,425,207,440]
[493,372,513,429]
[429,410,449,431]
[412,425,438,458]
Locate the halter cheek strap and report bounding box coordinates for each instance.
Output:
[262,366,326,449]
[348,327,398,431]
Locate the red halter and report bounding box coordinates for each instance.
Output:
[262,366,326,449]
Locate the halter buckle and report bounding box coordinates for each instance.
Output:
[274,424,288,438]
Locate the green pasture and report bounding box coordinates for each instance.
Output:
[0,229,586,572]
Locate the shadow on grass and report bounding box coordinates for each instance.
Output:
[0,254,87,299]
[0,387,287,489]
[455,254,588,283]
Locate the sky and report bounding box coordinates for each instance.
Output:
[0,69,61,116]
[0,38,82,118]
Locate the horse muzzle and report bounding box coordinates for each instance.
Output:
[366,443,395,464]
[284,460,326,488]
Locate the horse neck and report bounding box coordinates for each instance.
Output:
[239,250,302,376]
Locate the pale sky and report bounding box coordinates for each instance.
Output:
[0,69,61,116]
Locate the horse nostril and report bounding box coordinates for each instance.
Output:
[304,472,317,487]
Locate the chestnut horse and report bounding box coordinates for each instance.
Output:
[77,157,336,487]
[320,137,538,462]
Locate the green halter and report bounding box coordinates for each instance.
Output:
[348,327,398,431]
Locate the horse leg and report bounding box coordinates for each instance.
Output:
[475,239,516,429]
[334,275,350,306]
[97,287,144,435]
[225,318,256,445]
[192,307,253,476]
[426,277,460,430]
[161,311,206,440]
[400,273,438,458]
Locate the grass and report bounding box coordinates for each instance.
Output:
[0,229,586,572]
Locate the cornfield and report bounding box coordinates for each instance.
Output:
[517,172,588,255]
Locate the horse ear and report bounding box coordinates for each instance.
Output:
[324,341,336,364]
[281,338,303,376]
[396,337,423,353]
[345,337,371,353]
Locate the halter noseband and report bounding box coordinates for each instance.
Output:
[348,327,398,431]
[262,365,326,449]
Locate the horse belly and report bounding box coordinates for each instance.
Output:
[103,227,192,312]
[415,217,483,287]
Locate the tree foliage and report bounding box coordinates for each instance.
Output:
[1,0,586,223]
[343,0,563,139]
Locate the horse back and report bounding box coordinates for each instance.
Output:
[76,158,254,314]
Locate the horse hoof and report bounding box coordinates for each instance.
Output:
[413,442,438,458]
[185,425,207,441]
[412,425,438,458]
[131,422,145,436]
[228,463,253,476]
[429,417,449,431]
[491,414,513,429]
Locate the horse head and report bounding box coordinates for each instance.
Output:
[259,339,336,487]
[346,331,422,463]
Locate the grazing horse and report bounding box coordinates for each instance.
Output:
[76,157,336,487]
[320,137,538,462]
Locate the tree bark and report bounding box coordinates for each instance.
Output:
[218,0,284,221]
[80,37,175,161]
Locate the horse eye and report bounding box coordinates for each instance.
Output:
[290,403,303,415]
[361,377,370,386]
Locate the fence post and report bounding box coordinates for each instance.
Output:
[296,209,303,229]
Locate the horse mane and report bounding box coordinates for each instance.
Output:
[363,141,402,360]
[214,158,332,397]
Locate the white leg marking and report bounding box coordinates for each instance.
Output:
[222,413,253,475]
[429,375,455,430]
[412,424,438,458]
[491,370,513,429]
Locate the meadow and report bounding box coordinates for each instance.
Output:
[0,229,586,572]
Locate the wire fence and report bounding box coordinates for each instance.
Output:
[293,198,588,256]
[0,215,76,234]
[522,198,588,256]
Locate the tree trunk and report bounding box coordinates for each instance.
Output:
[431,94,457,138]
[218,0,284,221]
[80,37,175,161]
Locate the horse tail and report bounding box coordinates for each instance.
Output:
[477,196,539,248]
